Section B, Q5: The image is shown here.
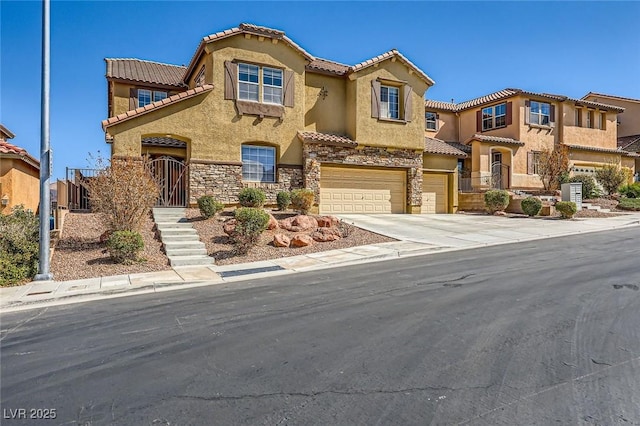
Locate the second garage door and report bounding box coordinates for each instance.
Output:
[422,173,449,214]
[320,166,406,214]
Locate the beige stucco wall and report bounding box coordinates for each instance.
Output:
[110,32,309,166]
[187,51,214,88]
[583,95,640,138]
[0,158,40,214]
[304,72,347,135]
[349,61,429,150]
[426,110,457,141]
[562,104,617,149]
[111,82,182,117]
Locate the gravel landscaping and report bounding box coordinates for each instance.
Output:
[185,208,395,266]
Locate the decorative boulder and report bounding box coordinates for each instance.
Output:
[273,234,291,247]
[267,213,279,230]
[291,234,314,247]
[312,227,341,242]
[222,219,237,235]
[316,216,333,227]
[279,215,318,232]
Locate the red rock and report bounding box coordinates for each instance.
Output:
[267,213,279,230]
[223,219,237,235]
[316,217,332,227]
[312,227,341,242]
[290,234,314,247]
[291,215,318,230]
[273,234,290,247]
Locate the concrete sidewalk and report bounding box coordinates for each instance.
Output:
[2,213,639,312]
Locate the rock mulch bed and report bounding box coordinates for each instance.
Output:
[186,208,395,266]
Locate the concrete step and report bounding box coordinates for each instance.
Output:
[159,228,198,236]
[154,217,189,223]
[161,234,202,242]
[169,255,215,267]
[153,208,186,214]
[156,221,193,229]
[165,247,208,257]
[163,240,205,250]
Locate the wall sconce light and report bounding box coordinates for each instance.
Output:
[319,86,329,100]
[1,195,8,206]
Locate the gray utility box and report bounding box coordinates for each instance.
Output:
[561,182,583,210]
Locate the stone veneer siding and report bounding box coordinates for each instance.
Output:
[188,161,303,205]
[302,143,423,210]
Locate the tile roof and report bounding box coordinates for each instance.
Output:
[0,124,15,140]
[0,140,40,168]
[306,58,350,76]
[350,49,435,86]
[297,131,358,147]
[105,58,186,87]
[141,136,187,148]
[618,134,640,152]
[184,23,316,82]
[102,84,213,129]
[582,92,640,104]
[444,141,472,154]
[425,88,625,113]
[424,137,468,157]
[564,144,636,156]
[465,134,525,146]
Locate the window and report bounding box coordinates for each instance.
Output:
[241,145,276,183]
[195,66,205,87]
[575,108,582,127]
[137,89,167,108]
[237,63,283,104]
[425,112,438,131]
[481,103,507,131]
[530,101,550,126]
[238,63,259,102]
[380,85,399,119]
[528,151,542,175]
[587,110,594,128]
[262,67,283,104]
[599,112,606,130]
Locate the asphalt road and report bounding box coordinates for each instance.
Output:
[2,228,640,426]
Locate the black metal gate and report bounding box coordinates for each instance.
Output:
[147,156,188,207]
[491,162,510,190]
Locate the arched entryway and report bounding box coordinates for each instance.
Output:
[490,147,512,190]
[142,136,188,207]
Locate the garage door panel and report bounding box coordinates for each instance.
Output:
[320,166,405,214]
[422,173,448,214]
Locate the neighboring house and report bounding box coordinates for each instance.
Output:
[424,88,636,191]
[102,23,466,214]
[0,124,40,214]
[582,93,640,178]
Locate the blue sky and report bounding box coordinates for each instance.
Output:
[2,1,639,180]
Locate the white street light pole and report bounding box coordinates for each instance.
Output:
[35,0,53,281]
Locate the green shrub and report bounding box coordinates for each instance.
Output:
[197,195,224,218]
[595,164,627,195]
[568,175,601,200]
[290,189,315,215]
[106,230,144,264]
[619,182,640,199]
[233,207,269,254]
[238,188,266,208]
[276,191,291,211]
[521,196,542,217]
[484,190,510,214]
[618,198,640,211]
[0,206,39,286]
[555,201,577,219]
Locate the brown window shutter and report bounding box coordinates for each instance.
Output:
[506,101,513,125]
[371,80,381,118]
[129,88,138,110]
[435,113,440,131]
[524,100,530,125]
[549,104,556,127]
[527,152,534,174]
[403,84,413,122]
[476,110,482,132]
[283,70,295,107]
[224,61,238,100]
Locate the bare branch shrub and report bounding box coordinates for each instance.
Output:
[537,145,570,191]
[86,155,159,232]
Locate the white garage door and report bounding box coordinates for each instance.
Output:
[422,173,448,214]
[320,166,406,214]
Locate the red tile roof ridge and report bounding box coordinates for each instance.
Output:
[105,57,186,68]
[582,92,640,104]
[0,140,40,166]
[102,84,213,130]
[349,49,434,86]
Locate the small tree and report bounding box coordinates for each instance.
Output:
[86,156,159,232]
[0,206,39,286]
[537,145,570,191]
[233,208,269,254]
[595,163,627,195]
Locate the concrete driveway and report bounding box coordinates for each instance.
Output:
[338,213,640,250]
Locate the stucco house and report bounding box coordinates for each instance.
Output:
[0,124,40,214]
[582,92,640,178]
[102,23,467,214]
[424,88,637,192]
